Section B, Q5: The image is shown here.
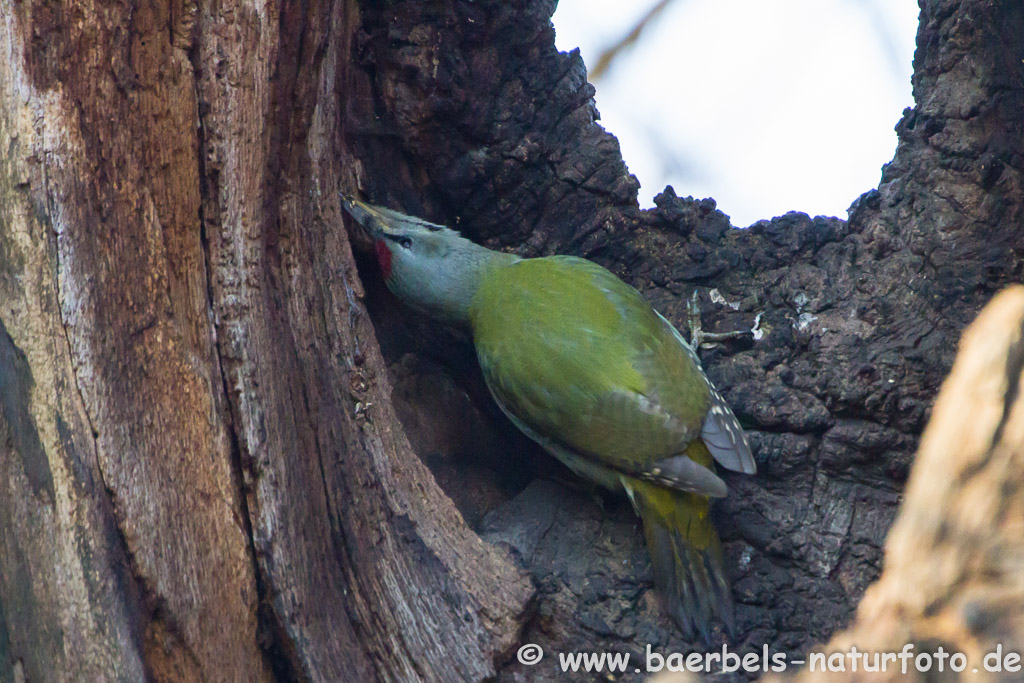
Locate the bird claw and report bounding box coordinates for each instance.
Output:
[687,291,756,350]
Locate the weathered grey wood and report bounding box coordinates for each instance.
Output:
[0,3,267,679]
[0,1,531,680]
[194,1,532,679]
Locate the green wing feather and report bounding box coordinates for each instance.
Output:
[470,256,712,473]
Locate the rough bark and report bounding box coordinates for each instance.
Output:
[349,0,1024,678]
[0,1,529,681]
[0,0,1022,681]
[792,286,1024,681]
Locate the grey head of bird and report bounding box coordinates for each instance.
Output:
[342,196,515,324]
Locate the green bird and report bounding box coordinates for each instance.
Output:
[343,197,756,641]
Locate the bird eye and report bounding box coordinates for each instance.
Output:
[399,237,412,249]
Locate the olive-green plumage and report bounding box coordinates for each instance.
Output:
[472,256,712,463]
[343,197,755,642]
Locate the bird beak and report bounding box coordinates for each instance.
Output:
[341,195,387,240]
[341,194,450,238]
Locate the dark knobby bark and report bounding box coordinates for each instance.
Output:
[791,286,1024,682]
[349,0,1024,678]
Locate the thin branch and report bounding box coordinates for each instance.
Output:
[589,0,678,80]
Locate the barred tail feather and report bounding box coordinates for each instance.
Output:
[623,476,734,643]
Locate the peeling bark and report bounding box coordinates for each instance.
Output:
[1,1,529,681]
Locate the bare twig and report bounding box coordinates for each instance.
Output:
[589,0,678,80]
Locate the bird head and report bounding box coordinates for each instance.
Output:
[342,196,504,323]
[341,196,457,282]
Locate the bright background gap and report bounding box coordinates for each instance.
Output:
[552,0,919,227]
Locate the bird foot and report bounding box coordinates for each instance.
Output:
[687,291,759,350]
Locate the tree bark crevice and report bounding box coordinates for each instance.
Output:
[346,0,1024,676]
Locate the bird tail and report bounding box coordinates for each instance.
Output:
[622,443,734,643]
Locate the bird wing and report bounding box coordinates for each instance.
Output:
[471,256,752,493]
[654,310,756,475]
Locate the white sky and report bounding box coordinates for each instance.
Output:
[552,0,919,227]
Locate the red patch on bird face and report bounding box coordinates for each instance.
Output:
[374,239,393,280]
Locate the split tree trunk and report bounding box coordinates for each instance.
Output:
[1,0,1023,681]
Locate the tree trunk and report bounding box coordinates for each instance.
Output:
[1,0,1022,681]
[351,0,1024,678]
[790,286,1024,681]
[0,1,529,681]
